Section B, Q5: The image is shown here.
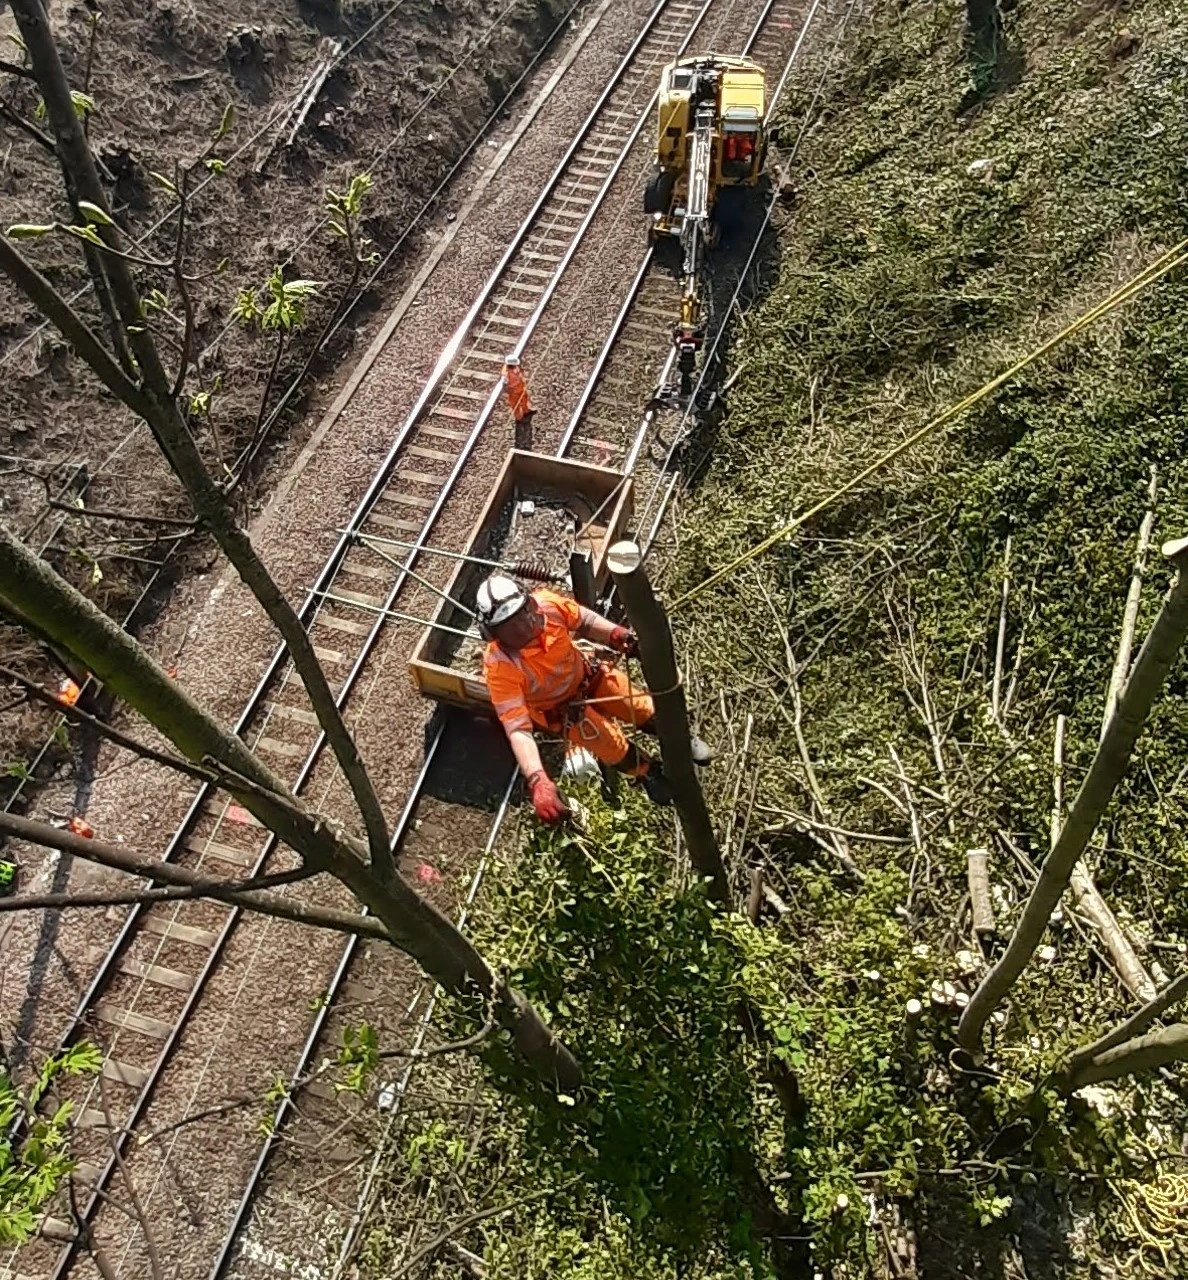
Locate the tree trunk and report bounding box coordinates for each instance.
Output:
[958,541,1188,1052]
[7,0,394,880]
[607,540,730,904]
[0,522,580,1089]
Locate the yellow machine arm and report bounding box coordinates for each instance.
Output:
[672,70,719,399]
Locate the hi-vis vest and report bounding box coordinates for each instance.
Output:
[483,589,595,734]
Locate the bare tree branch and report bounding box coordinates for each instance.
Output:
[1066,970,1188,1077]
[0,864,313,913]
[97,1073,166,1280]
[0,810,394,941]
[8,0,396,880]
[169,161,196,400]
[0,57,37,80]
[0,664,321,833]
[377,991,500,1062]
[45,499,196,529]
[386,1184,572,1280]
[1067,1022,1188,1090]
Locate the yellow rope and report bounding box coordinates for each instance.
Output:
[670,237,1188,613]
[1111,1172,1188,1274]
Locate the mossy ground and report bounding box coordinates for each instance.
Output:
[357,0,1188,1273]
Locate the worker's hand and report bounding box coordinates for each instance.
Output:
[609,625,639,657]
[527,771,569,825]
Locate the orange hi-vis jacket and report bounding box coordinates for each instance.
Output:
[482,589,597,736]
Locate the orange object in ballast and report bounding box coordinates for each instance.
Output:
[67,816,95,838]
[501,357,533,423]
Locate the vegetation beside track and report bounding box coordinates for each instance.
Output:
[670,0,1188,1268]
[358,0,1188,1274]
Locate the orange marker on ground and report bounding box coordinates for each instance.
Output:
[56,678,82,707]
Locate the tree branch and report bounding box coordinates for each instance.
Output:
[0,865,313,913]
[0,97,53,149]
[46,498,196,529]
[377,990,500,1061]
[0,235,148,412]
[1067,1022,1188,1090]
[0,810,392,941]
[386,1184,571,1280]
[97,1073,166,1280]
[10,0,397,881]
[0,664,323,835]
[1065,970,1188,1077]
[169,165,196,400]
[0,661,243,790]
[0,57,37,80]
[960,541,1188,1051]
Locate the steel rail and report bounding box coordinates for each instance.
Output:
[204,718,449,1280]
[42,0,687,1086]
[60,0,820,1271]
[329,767,518,1280]
[2,0,592,818]
[192,0,767,1266]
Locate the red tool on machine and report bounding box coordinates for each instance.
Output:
[475,573,713,824]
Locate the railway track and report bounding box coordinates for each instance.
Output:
[209,0,831,1275]
[5,0,797,1274]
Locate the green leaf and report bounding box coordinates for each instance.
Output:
[6,224,55,239]
[149,171,178,195]
[215,102,235,140]
[76,200,113,227]
[69,91,95,118]
[204,158,227,175]
[63,223,104,246]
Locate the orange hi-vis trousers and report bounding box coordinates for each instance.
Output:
[502,361,533,422]
[556,664,654,776]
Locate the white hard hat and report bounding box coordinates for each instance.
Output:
[476,573,528,628]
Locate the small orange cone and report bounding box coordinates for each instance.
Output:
[67,815,95,838]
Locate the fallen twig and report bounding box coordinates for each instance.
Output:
[968,847,995,941]
[992,536,1011,723]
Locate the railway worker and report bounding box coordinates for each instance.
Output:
[475,573,713,824]
[501,354,534,448]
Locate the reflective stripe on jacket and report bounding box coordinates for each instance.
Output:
[483,589,596,735]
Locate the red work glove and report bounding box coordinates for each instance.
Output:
[609,625,639,657]
[527,771,568,825]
